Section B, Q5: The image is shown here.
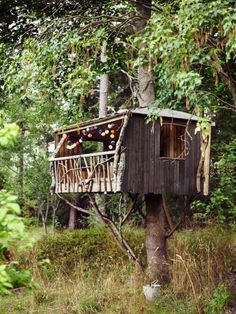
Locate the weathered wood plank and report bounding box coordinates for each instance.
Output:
[154,121,160,193]
[138,117,145,193]
[143,121,150,194]
[149,121,155,193]
[50,150,115,161]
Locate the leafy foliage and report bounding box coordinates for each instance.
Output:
[0,122,19,147]
[206,285,231,314]
[194,138,236,222]
[0,191,24,252]
[0,121,33,294]
[139,0,236,113]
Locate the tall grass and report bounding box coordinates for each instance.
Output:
[0,263,194,314]
[170,227,235,313]
[0,226,235,314]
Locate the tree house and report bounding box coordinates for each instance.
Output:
[50,108,212,196]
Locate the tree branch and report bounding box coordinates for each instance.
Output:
[121,194,139,225]
[128,0,161,12]
[199,90,236,112]
[87,194,144,270]
[165,199,191,239]
[56,193,94,216]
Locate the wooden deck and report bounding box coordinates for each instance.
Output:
[50,151,122,194]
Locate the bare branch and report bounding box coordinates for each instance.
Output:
[199,90,236,112]
[164,198,193,239]
[88,194,144,270]
[56,193,94,216]
[128,0,161,12]
[121,194,144,225]
[162,196,177,242]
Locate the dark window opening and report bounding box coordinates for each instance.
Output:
[160,124,186,159]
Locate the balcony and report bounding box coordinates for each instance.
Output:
[50,150,123,194]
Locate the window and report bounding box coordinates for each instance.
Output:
[160,123,186,159]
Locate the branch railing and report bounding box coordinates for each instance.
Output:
[50,151,116,193]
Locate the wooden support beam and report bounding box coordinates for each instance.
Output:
[50,150,115,162]
[113,113,130,175]
[52,134,67,158]
[203,126,211,195]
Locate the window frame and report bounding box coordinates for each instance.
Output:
[159,122,186,160]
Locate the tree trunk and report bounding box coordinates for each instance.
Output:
[145,194,169,283]
[135,0,155,107]
[68,205,76,230]
[98,40,109,215]
[18,129,25,207]
[138,65,155,107]
[134,0,169,283]
[99,41,108,118]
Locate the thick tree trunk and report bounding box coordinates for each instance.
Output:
[135,0,155,107]
[145,194,169,283]
[134,0,169,283]
[138,65,155,107]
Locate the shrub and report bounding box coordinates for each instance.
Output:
[206,285,231,314]
[33,227,145,276]
[0,191,33,294]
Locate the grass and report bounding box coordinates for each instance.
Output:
[0,266,194,314]
[0,225,235,314]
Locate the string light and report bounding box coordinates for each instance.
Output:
[65,123,118,150]
[108,123,114,129]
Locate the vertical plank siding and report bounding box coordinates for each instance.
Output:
[122,115,201,195]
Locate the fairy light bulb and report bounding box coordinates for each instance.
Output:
[108,123,114,129]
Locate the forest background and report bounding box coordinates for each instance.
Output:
[0,1,235,313]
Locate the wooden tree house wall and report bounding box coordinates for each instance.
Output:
[122,114,201,195]
[50,109,211,196]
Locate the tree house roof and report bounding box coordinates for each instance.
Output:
[54,108,214,135]
[55,112,127,135]
[129,108,215,125]
[130,107,199,120]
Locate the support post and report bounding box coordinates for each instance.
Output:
[145,194,170,283]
